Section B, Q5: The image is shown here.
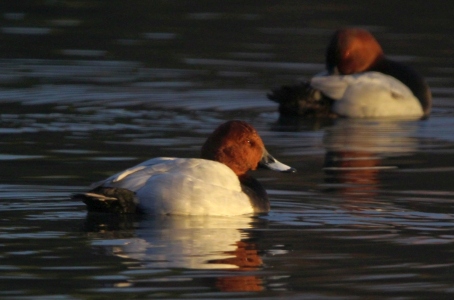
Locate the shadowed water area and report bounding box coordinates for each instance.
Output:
[1,1,454,299]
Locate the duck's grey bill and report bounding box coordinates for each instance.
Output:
[260,151,296,173]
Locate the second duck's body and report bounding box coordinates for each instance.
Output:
[268,28,432,118]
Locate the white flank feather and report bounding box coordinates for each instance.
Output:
[98,158,254,216]
[311,72,424,118]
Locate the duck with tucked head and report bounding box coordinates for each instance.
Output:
[268,28,432,118]
[74,120,295,216]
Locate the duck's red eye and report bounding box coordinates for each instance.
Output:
[246,139,253,146]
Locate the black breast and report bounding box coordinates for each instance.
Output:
[240,175,270,213]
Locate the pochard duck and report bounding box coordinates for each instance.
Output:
[268,28,432,118]
[74,120,295,216]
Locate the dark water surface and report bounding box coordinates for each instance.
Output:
[1,1,454,299]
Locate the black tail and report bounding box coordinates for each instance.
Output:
[267,81,335,117]
[73,187,140,214]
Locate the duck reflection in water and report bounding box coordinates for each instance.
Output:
[322,119,419,204]
[84,213,266,292]
[324,149,383,200]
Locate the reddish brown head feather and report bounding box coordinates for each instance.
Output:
[326,28,384,74]
[201,121,265,176]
